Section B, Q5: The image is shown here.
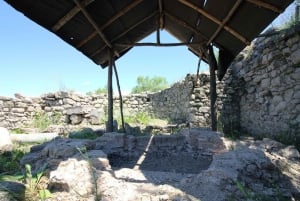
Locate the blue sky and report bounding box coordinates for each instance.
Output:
[0,1,295,97]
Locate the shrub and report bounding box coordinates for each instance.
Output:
[69,128,99,140]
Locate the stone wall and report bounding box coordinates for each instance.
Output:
[1,27,298,139]
[0,74,222,131]
[222,27,300,139]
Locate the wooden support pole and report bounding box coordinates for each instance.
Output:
[207,45,217,131]
[113,60,125,133]
[107,49,114,132]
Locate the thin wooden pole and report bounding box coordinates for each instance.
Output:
[194,56,201,87]
[107,50,114,132]
[246,0,282,13]
[113,60,125,133]
[207,45,217,131]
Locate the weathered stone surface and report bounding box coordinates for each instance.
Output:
[0,181,25,201]
[49,158,97,197]
[17,131,300,201]
[66,106,92,115]
[222,27,300,138]
[86,109,104,125]
[69,114,82,125]
[0,127,12,153]
[290,49,300,64]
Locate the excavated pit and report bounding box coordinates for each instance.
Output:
[105,131,220,174]
[108,151,212,173]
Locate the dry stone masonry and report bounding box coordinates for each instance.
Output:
[0,27,299,142]
[222,27,300,141]
[0,74,223,132]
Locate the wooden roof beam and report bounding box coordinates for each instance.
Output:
[115,41,204,47]
[158,0,164,29]
[164,12,209,41]
[52,0,94,32]
[178,0,250,45]
[76,0,143,48]
[207,0,243,45]
[73,0,119,56]
[91,12,157,58]
[246,0,283,13]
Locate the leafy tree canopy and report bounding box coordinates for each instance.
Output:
[131,76,169,93]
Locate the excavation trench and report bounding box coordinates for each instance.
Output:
[108,151,212,173]
[103,131,219,174]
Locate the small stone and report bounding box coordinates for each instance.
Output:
[70,114,82,125]
[290,49,300,65]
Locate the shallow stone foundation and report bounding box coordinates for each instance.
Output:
[15,128,300,201]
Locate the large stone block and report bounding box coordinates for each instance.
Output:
[0,127,12,153]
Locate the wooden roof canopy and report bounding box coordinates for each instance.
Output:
[5,0,293,80]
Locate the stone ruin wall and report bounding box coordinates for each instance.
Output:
[222,27,300,139]
[0,27,299,140]
[0,74,222,131]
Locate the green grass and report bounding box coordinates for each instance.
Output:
[30,111,62,132]
[0,143,52,201]
[10,128,26,134]
[0,150,25,176]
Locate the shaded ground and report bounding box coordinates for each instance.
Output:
[108,152,212,173]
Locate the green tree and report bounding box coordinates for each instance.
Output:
[95,86,107,94]
[131,76,169,93]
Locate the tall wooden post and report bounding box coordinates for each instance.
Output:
[107,49,113,132]
[208,45,217,131]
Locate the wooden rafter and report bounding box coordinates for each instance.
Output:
[115,41,204,47]
[158,0,164,29]
[246,0,282,13]
[73,0,111,48]
[76,0,143,48]
[52,0,94,32]
[164,12,209,41]
[207,0,243,45]
[178,0,250,45]
[91,12,157,58]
